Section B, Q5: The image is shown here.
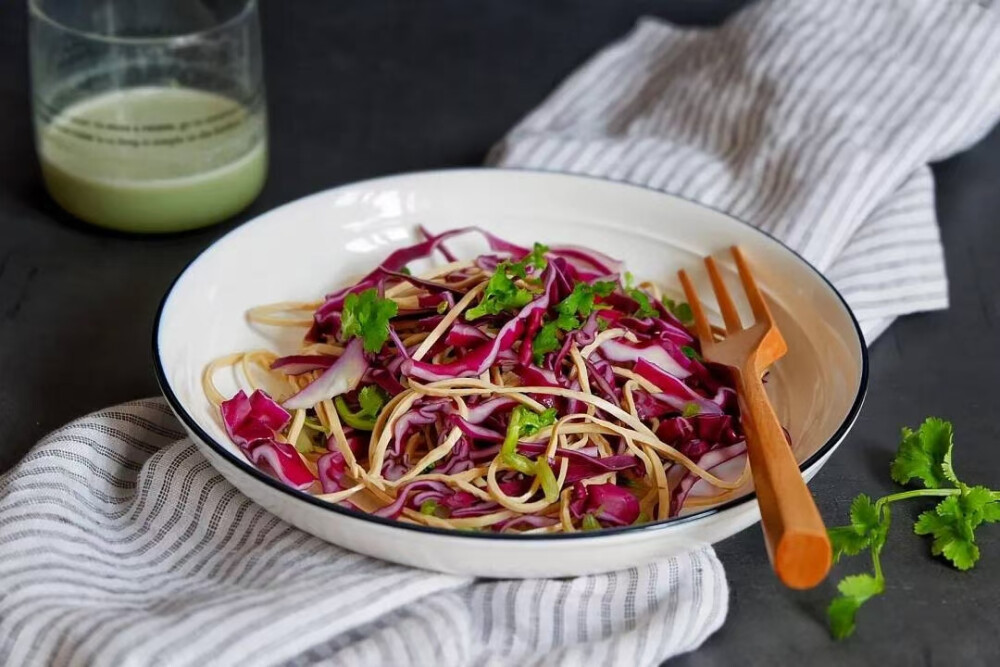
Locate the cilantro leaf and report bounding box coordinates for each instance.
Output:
[630,291,657,318]
[827,596,863,640]
[501,243,548,279]
[680,345,701,360]
[519,242,549,273]
[828,573,884,640]
[358,385,386,417]
[962,485,998,521]
[340,288,399,353]
[531,322,562,362]
[914,485,997,570]
[623,272,657,318]
[914,504,979,571]
[466,261,535,320]
[663,297,695,326]
[517,406,557,437]
[829,526,871,563]
[890,418,955,489]
[983,499,1000,524]
[560,280,615,319]
[682,403,701,418]
[334,385,387,431]
[828,495,889,563]
[941,438,959,487]
[850,494,881,539]
[531,280,616,362]
[581,514,602,531]
[674,302,694,324]
[420,499,448,517]
[838,572,884,599]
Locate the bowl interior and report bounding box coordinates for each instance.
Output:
[157,169,865,518]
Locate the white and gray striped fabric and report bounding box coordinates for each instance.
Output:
[0,400,725,666]
[490,0,1000,341]
[5,1,1000,665]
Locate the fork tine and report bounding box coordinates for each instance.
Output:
[678,269,713,347]
[704,256,743,334]
[730,246,772,325]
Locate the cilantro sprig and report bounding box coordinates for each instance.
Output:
[340,288,399,353]
[827,418,1000,639]
[500,405,559,501]
[333,385,387,431]
[466,243,549,321]
[518,242,549,274]
[532,280,616,362]
[623,272,658,318]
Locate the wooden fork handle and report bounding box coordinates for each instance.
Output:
[735,363,831,590]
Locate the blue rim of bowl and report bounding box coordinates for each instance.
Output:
[152,167,869,541]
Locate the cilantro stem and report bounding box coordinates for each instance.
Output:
[874,488,958,512]
[871,548,883,582]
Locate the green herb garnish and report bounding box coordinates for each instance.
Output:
[531,323,562,363]
[420,499,441,516]
[827,418,1000,639]
[518,242,549,274]
[465,243,550,321]
[333,385,387,430]
[681,403,701,418]
[662,296,694,325]
[340,288,399,352]
[531,280,616,362]
[465,261,534,320]
[499,405,559,501]
[624,272,657,318]
[680,345,701,360]
[581,514,602,531]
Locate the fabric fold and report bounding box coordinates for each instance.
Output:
[490,0,1000,341]
[0,400,725,666]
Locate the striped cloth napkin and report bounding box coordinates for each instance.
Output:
[4,1,1000,665]
[490,0,1000,341]
[0,400,725,666]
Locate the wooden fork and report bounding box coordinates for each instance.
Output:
[679,247,831,590]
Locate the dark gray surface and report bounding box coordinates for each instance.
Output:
[1,1,998,665]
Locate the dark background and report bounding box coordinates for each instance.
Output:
[2,1,998,664]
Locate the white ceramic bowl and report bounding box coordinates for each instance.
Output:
[154,169,867,578]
